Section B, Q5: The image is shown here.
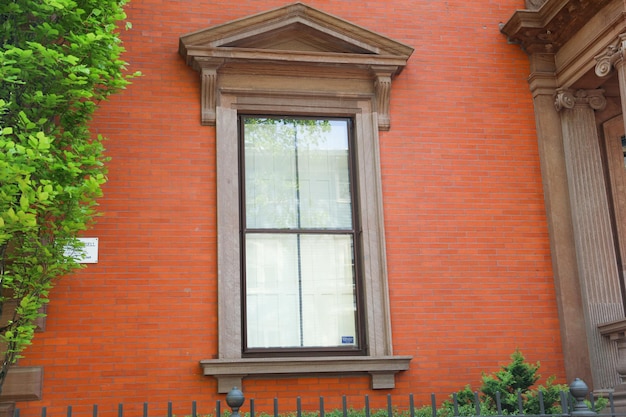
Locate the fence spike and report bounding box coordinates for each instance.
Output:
[496,391,502,415]
[452,392,459,417]
[560,390,569,415]
[430,393,436,417]
[118,403,123,417]
[610,392,615,417]
[474,391,480,416]
[18,381,622,417]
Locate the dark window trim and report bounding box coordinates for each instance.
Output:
[238,115,367,357]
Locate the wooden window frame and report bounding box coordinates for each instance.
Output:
[239,115,367,357]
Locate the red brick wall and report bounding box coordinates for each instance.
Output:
[15,0,564,414]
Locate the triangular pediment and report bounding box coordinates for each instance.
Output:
[178,2,413,130]
[220,22,375,54]
[179,2,413,70]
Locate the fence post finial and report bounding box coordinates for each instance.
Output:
[570,378,597,416]
[226,387,245,417]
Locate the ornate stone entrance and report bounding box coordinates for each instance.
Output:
[502,0,626,405]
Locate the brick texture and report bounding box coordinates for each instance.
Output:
[14,0,565,414]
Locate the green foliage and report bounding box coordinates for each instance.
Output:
[0,0,137,391]
[436,351,607,416]
[188,354,607,417]
[183,356,611,417]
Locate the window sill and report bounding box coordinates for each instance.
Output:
[200,355,412,393]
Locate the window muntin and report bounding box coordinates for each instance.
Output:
[240,116,362,353]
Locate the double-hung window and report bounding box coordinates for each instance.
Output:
[240,116,363,355]
[180,2,413,393]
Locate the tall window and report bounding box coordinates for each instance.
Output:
[240,116,363,354]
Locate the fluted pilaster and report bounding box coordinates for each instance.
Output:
[527,52,592,386]
[555,88,622,390]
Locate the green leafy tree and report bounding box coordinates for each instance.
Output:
[0,0,137,393]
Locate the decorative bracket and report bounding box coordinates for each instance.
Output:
[372,66,398,132]
[195,58,224,126]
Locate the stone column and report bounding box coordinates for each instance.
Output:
[528,52,593,387]
[595,33,626,134]
[595,32,626,405]
[555,88,623,391]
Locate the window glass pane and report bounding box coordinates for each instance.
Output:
[245,234,301,348]
[300,234,357,347]
[245,234,357,349]
[244,120,298,229]
[296,120,352,229]
[244,118,352,230]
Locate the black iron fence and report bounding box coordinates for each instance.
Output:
[13,379,626,417]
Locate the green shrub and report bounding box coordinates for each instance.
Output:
[214,353,607,417]
[437,351,606,415]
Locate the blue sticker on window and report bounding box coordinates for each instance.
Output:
[341,336,354,344]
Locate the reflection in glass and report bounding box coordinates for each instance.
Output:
[242,117,358,350]
[244,118,353,229]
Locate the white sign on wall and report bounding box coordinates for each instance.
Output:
[65,237,99,264]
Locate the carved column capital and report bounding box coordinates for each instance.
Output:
[595,33,626,77]
[554,88,606,112]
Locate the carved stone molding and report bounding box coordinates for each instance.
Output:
[201,356,412,393]
[372,66,396,131]
[525,0,547,10]
[501,0,613,54]
[554,89,607,112]
[196,58,224,126]
[599,320,626,409]
[0,366,43,402]
[179,2,413,131]
[595,34,626,78]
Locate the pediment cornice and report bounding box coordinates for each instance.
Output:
[501,0,614,54]
[179,2,413,129]
[179,2,413,71]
